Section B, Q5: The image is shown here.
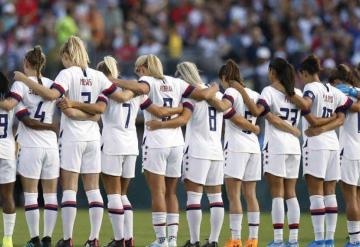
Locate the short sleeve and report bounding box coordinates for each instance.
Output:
[223,107,236,119]
[182,98,195,112]
[96,94,108,105]
[257,87,271,116]
[9,81,25,102]
[334,88,353,113]
[53,70,70,96]
[140,95,153,110]
[15,102,30,120]
[99,72,116,96]
[223,88,238,106]
[138,76,152,92]
[303,84,316,102]
[178,79,195,98]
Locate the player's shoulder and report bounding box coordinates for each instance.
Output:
[245,87,260,97]
[261,85,273,94]
[40,77,54,88]
[139,75,157,83]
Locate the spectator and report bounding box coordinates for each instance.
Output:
[55,5,78,45]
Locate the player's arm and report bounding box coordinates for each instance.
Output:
[305,112,346,137]
[188,84,219,101]
[0,98,18,111]
[57,97,106,115]
[229,82,264,116]
[266,112,301,137]
[303,112,337,127]
[206,97,232,112]
[224,108,260,134]
[111,78,150,95]
[146,107,193,130]
[14,71,61,101]
[62,108,100,122]
[349,100,360,112]
[109,90,135,103]
[21,117,58,133]
[146,104,183,118]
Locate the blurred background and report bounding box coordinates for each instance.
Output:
[1,0,360,211]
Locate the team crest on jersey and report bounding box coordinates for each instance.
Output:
[323,94,333,103]
[80,78,92,86]
[160,84,173,92]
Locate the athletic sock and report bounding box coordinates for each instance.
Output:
[324,194,337,240]
[86,189,104,240]
[347,221,360,244]
[167,213,179,242]
[24,192,39,238]
[152,212,167,244]
[61,190,77,240]
[271,197,284,243]
[3,213,16,237]
[108,194,124,241]
[286,197,300,243]
[186,191,202,244]
[43,193,58,238]
[248,212,260,239]
[229,214,242,240]
[122,195,133,240]
[207,193,224,243]
[310,195,325,241]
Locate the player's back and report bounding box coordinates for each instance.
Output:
[184,91,223,160]
[224,87,260,153]
[15,77,57,148]
[0,107,15,160]
[141,75,193,148]
[55,66,115,142]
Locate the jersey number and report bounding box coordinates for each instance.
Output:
[208,107,217,131]
[321,107,333,118]
[0,114,8,138]
[243,110,253,134]
[280,107,298,126]
[34,101,45,122]
[81,92,91,103]
[162,97,173,121]
[122,103,131,128]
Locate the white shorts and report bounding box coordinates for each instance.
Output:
[101,152,137,178]
[142,146,183,177]
[18,147,60,180]
[182,155,224,186]
[224,151,261,181]
[302,149,340,181]
[0,159,16,184]
[60,141,101,174]
[341,156,360,186]
[263,153,300,179]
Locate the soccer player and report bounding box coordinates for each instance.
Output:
[146,61,228,247]
[95,56,183,247]
[326,65,360,246]
[13,36,122,247]
[285,55,353,247]
[112,55,218,247]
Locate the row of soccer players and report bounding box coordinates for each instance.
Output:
[0,35,359,247]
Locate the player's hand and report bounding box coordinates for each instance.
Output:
[57,97,73,110]
[291,127,301,137]
[146,120,162,130]
[329,112,337,121]
[305,127,323,137]
[50,123,59,135]
[254,125,261,135]
[13,71,28,82]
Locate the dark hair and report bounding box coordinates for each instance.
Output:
[0,72,11,100]
[299,55,321,75]
[218,59,244,85]
[25,45,46,85]
[329,64,358,87]
[269,57,296,96]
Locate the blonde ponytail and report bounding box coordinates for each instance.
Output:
[60,35,89,68]
[176,62,203,86]
[134,54,164,80]
[96,56,120,78]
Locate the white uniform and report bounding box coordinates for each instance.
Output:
[182,91,224,186]
[258,86,302,178]
[302,82,352,181]
[10,78,59,180]
[140,75,195,177]
[51,66,116,173]
[101,89,148,178]
[223,87,261,181]
[0,103,16,184]
[339,87,360,186]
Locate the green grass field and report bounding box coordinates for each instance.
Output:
[0,210,348,247]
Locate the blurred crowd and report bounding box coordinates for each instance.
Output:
[1,0,360,91]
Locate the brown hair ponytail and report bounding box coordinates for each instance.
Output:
[25,45,46,85]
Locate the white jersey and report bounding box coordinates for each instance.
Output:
[52,66,116,143]
[183,91,224,160]
[302,82,352,150]
[339,87,360,159]
[258,86,302,154]
[0,106,15,160]
[223,87,261,153]
[101,88,148,155]
[10,77,57,148]
[140,75,195,148]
